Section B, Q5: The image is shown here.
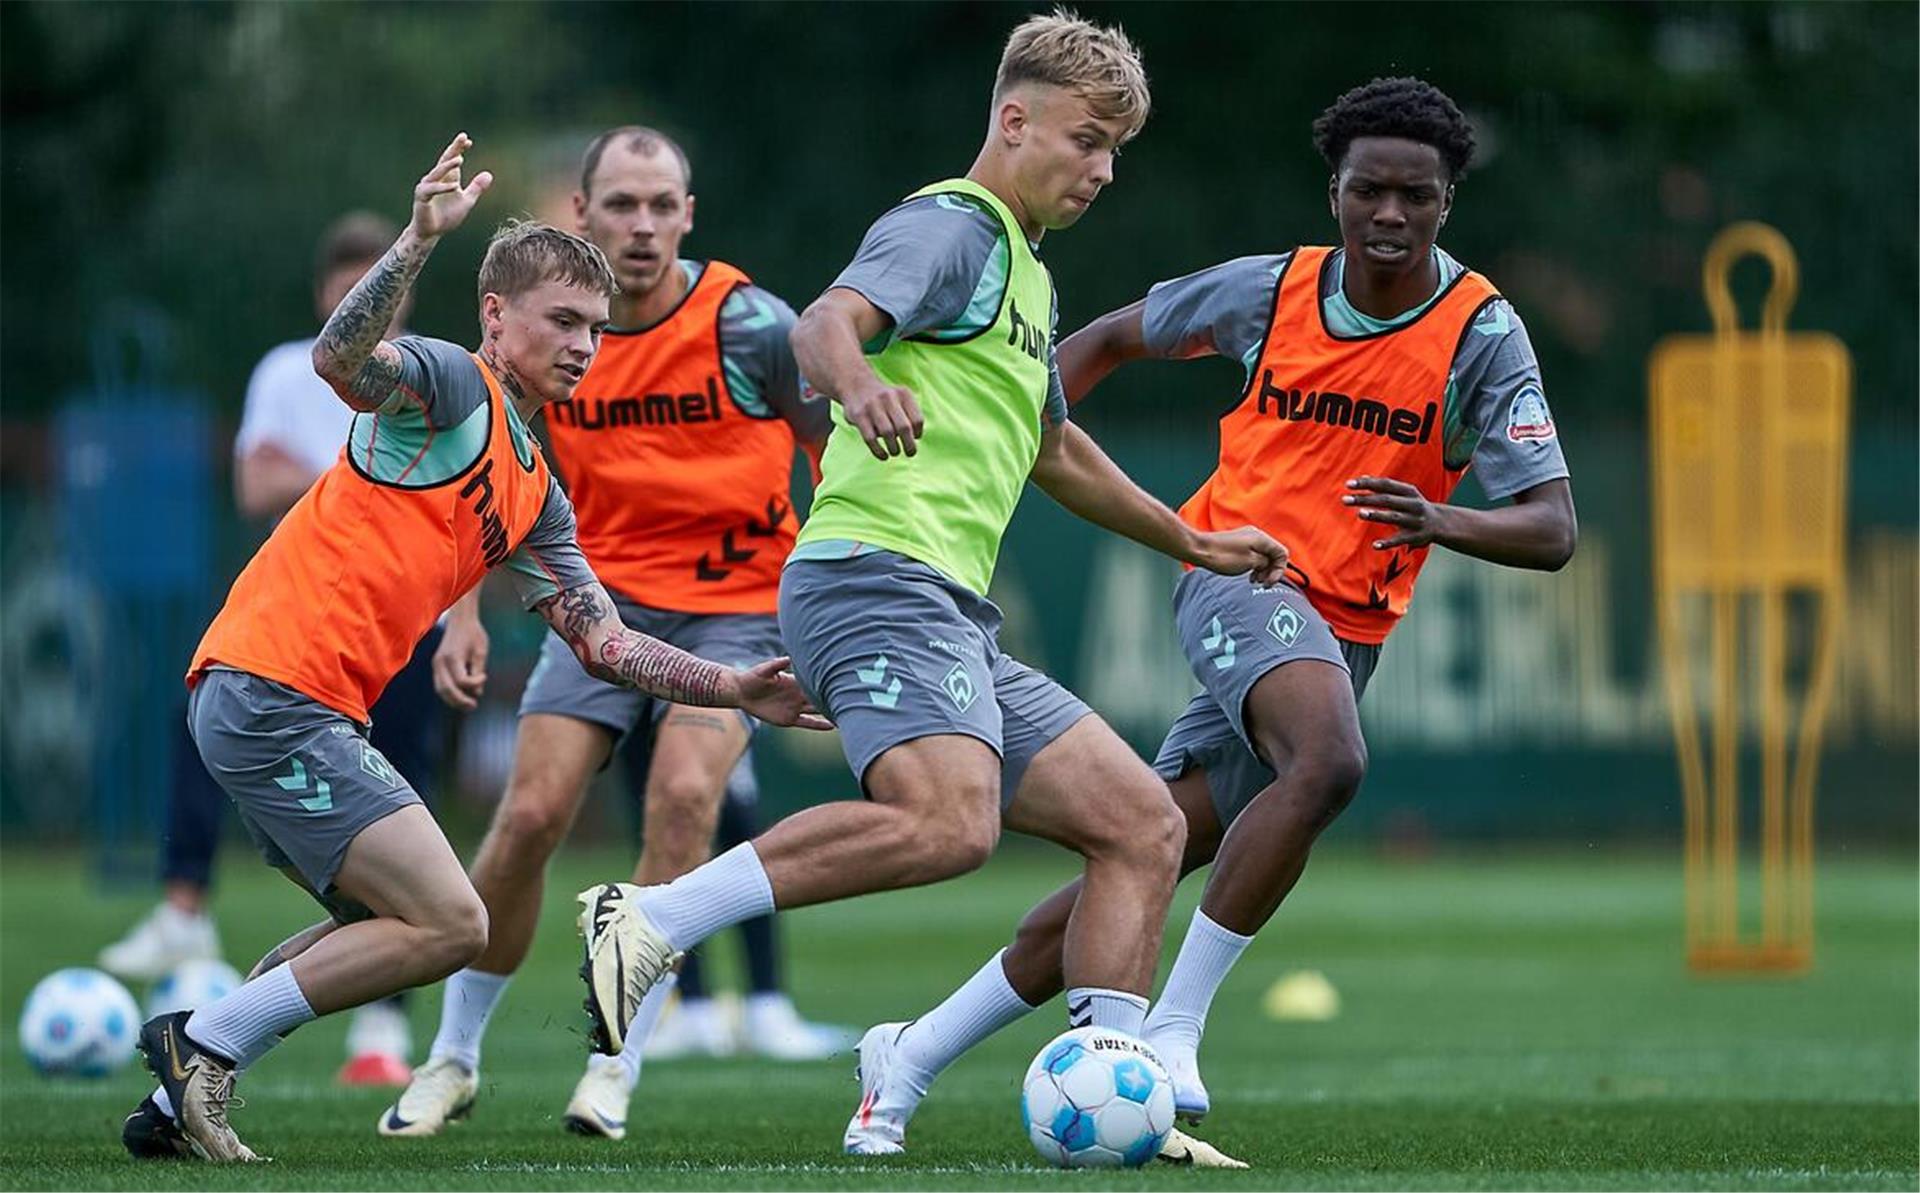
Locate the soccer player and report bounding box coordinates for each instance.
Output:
[100,212,445,1088]
[384,125,837,1140]
[850,76,1578,1165]
[573,10,1289,1155]
[119,134,821,1164]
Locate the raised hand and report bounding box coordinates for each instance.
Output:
[1192,526,1290,586]
[410,132,494,241]
[732,656,833,730]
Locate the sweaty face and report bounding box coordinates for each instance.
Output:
[1330,137,1452,273]
[1009,87,1134,231]
[483,279,610,405]
[575,143,694,302]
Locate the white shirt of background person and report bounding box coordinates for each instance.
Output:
[232,218,410,522]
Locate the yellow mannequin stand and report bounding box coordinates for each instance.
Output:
[1649,222,1851,974]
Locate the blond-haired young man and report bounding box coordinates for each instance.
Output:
[572,12,1288,1156]
[121,135,821,1164]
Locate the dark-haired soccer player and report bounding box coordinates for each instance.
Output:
[858,76,1576,1166]
[120,135,822,1164]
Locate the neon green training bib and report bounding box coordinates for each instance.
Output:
[797,178,1055,596]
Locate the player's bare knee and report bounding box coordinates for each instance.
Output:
[900,798,998,881]
[948,814,1000,875]
[1298,739,1368,824]
[432,893,491,973]
[1144,793,1188,876]
[1078,772,1185,875]
[647,774,724,843]
[494,781,575,859]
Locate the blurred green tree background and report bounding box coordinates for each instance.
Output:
[4,0,1915,436]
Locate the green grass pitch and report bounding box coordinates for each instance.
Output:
[1,844,1913,1190]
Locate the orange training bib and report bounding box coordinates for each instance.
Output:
[543,261,797,614]
[189,354,550,722]
[1179,246,1499,644]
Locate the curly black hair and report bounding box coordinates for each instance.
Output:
[1311,77,1476,181]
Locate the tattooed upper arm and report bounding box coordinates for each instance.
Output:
[312,230,433,412]
[327,341,406,412]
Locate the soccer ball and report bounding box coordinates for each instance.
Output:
[1021,1026,1175,1168]
[146,958,244,1018]
[18,967,142,1077]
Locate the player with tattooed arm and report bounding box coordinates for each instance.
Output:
[389,124,838,1140]
[119,134,823,1165]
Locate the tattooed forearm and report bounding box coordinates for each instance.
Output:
[556,584,611,643]
[589,630,729,706]
[538,583,733,706]
[312,229,435,411]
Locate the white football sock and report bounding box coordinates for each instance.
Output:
[428,968,511,1073]
[895,949,1036,1081]
[184,964,313,1066]
[1067,986,1149,1036]
[636,843,773,952]
[613,972,678,1087]
[1143,909,1253,1052]
[152,1086,173,1119]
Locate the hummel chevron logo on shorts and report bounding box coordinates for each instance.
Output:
[858,655,903,708]
[1202,617,1238,671]
[273,757,332,812]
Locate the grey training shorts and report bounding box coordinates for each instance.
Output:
[519,593,783,740]
[779,550,1092,809]
[188,668,423,921]
[1151,569,1380,829]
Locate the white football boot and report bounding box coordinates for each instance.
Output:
[100,902,222,981]
[1147,1034,1211,1122]
[563,1054,632,1140]
[743,993,859,1061]
[1157,1126,1249,1169]
[842,1022,930,1155]
[377,1056,477,1137]
[576,884,679,1055]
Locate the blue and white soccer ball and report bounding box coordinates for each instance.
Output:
[18,967,142,1077]
[145,958,244,1019]
[1021,1026,1176,1168]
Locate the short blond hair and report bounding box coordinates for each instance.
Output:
[477,219,618,306]
[993,8,1150,136]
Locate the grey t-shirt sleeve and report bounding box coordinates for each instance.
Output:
[498,476,597,609]
[383,336,492,430]
[1451,302,1570,500]
[1141,253,1290,377]
[829,195,1005,344]
[1043,291,1069,429]
[719,283,831,441]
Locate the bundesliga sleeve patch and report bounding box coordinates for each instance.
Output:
[1506,382,1557,443]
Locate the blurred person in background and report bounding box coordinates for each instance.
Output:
[99,210,447,1089]
[860,76,1577,1166]
[385,125,835,1141]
